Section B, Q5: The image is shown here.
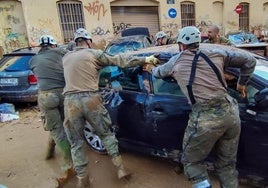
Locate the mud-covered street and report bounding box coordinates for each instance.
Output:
[0,104,253,188]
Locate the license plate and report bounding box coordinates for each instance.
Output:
[0,78,18,86]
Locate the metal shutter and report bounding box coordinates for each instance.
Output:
[111,6,159,37]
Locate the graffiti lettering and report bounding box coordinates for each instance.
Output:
[196,20,212,33]
[5,32,24,53]
[91,27,110,35]
[84,1,107,21]
[162,23,179,30]
[0,5,15,12]
[113,22,132,35]
[3,28,12,35]
[161,22,179,37]
[7,15,20,24]
[29,27,49,46]
[38,18,54,27]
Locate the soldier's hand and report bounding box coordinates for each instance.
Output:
[145,55,160,65]
[142,63,155,73]
[237,84,246,98]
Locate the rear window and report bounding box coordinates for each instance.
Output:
[106,41,143,55]
[0,55,33,71]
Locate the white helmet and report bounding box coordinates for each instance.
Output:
[177,26,201,45]
[155,31,167,40]
[74,28,92,42]
[39,35,57,46]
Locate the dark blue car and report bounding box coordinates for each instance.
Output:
[84,44,268,187]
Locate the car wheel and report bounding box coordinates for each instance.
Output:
[84,122,107,154]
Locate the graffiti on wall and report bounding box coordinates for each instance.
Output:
[84,0,107,21]
[91,26,110,36]
[28,18,59,46]
[113,22,132,35]
[7,15,20,24]
[38,18,54,28]
[2,28,27,53]
[0,5,15,12]
[29,27,49,47]
[0,4,28,53]
[196,20,212,35]
[161,22,179,38]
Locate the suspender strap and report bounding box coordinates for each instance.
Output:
[199,52,227,90]
[186,51,200,105]
[186,51,227,105]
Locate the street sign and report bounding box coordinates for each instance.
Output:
[168,8,177,19]
[235,5,242,14]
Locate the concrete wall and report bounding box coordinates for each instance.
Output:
[0,0,268,54]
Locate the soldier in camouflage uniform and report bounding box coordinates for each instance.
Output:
[62,28,159,188]
[155,31,177,46]
[202,24,231,45]
[144,26,256,188]
[29,35,75,187]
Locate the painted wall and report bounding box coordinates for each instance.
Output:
[0,0,28,54]
[0,0,268,54]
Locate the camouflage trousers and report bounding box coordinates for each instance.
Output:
[64,91,119,176]
[181,94,241,188]
[38,88,66,142]
[38,88,72,170]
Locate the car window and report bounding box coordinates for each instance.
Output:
[225,74,260,103]
[106,41,143,55]
[254,65,268,82]
[99,66,141,91]
[0,55,33,71]
[152,76,184,96]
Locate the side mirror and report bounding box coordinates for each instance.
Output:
[254,88,268,109]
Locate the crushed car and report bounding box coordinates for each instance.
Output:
[84,43,268,187]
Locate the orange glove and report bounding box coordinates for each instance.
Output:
[236,84,246,98]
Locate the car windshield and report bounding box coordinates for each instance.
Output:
[0,55,33,71]
[106,41,143,55]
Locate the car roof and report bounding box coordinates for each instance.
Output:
[108,35,152,45]
[130,43,268,85]
[3,47,40,56]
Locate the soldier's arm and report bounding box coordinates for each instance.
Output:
[97,51,148,68]
[224,50,256,85]
[151,54,180,78]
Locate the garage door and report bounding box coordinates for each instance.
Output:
[111,6,159,37]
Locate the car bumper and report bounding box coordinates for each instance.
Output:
[0,88,38,103]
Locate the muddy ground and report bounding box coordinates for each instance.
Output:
[0,104,252,188]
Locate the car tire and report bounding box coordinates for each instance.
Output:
[84,122,107,154]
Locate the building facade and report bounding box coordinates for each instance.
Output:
[0,0,268,54]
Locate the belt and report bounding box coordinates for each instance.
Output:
[39,88,63,93]
[64,90,99,98]
[192,94,234,112]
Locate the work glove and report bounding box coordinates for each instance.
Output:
[237,84,246,98]
[142,63,155,73]
[145,55,160,65]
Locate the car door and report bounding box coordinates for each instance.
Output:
[227,80,268,182]
[144,74,191,152]
[113,67,151,145]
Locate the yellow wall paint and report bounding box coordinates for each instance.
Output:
[0,0,267,53]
